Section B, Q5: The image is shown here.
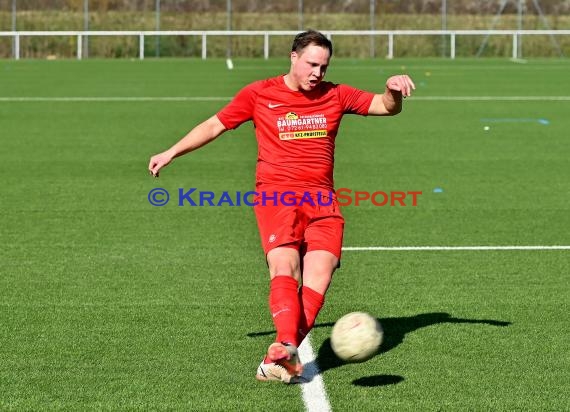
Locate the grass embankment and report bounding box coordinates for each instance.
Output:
[0,12,568,58]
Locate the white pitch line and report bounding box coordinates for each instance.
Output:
[298,334,331,412]
[1,96,570,102]
[342,245,570,251]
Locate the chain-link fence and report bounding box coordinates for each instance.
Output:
[1,0,569,58]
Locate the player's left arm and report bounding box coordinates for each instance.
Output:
[368,75,415,116]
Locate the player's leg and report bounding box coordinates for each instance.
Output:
[257,247,305,382]
[298,250,339,343]
[267,246,302,347]
[297,200,344,344]
[301,250,338,295]
[254,201,307,382]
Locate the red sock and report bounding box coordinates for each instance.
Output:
[268,275,301,347]
[297,286,325,344]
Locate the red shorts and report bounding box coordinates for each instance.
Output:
[253,191,345,259]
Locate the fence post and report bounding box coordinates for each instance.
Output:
[14,33,20,60]
[264,32,269,60]
[77,34,82,60]
[83,0,89,58]
[155,0,160,57]
[11,0,17,58]
[387,33,393,59]
[450,32,455,59]
[202,33,207,59]
[140,33,145,60]
[298,0,303,30]
[370,0,375,58]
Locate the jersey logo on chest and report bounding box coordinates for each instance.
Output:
[276,112,328,140]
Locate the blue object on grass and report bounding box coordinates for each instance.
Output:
[480,118,550,125]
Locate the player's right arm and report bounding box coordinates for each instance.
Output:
[368,75,415,116]
[148,115,227,177]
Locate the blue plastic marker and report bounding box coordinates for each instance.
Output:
[433,187,444,193]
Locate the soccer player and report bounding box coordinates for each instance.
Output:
[148,30,415,384]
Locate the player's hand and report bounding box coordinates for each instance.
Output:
[148,151,174,178]
[386,75,416,98]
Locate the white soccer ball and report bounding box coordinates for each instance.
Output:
[330,312,383,363]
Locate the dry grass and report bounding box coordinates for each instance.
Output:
[1,12,568,58]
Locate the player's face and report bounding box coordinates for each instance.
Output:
[290,44,330,92]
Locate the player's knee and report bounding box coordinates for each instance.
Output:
[301,251,338,294]
[267,247,301,279]
[304,250,339,273]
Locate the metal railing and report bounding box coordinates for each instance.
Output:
[1,29,568,60]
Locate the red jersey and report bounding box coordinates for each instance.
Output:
[216,75,374,192]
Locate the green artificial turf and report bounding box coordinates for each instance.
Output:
[0,58,568,411]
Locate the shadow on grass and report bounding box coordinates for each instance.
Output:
[352,374,404,387]
[312,312,510,385]
[248,312,511,386]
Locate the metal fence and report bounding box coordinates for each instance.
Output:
[2,29,569,60]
